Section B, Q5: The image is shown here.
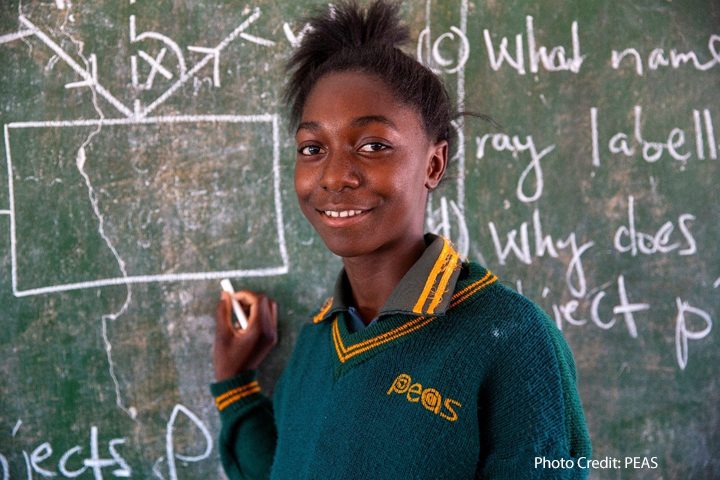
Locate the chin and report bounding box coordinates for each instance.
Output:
[320,239,366,259]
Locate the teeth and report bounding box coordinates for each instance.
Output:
[324,210,364,218]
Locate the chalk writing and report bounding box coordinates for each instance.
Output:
[675,298,713,370]
[475,133,555,202]
[1,405,212,479]
[611,35,720,75]
[165,404,214,480]
[482,16,584,75]
[613,196,696,257]
[488,209,594,298]
[591,106,718,166]
[3,425,131,479]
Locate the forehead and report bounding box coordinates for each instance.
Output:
[300,71,425,134]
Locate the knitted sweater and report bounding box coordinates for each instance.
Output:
[211,236,592,479]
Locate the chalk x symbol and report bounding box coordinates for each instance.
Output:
[129,15,187,77]
[135,48,172,89]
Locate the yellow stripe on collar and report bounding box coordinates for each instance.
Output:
[427,248,461,314]
[412,237,461,315]
[313,297,334,323]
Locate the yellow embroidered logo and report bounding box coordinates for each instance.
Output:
[386,373,462,422]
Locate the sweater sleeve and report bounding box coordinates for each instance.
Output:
[210,370,277,480]
[476,306,592,479]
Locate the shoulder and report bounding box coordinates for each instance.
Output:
[447,262,573,368]
[451,261,552,333]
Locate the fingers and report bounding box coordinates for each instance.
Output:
[233,291,269,332]
[260,300,279,346]
[213,289,279,377]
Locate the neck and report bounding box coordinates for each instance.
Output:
[342,234,427,324]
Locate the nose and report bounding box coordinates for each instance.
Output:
[319,150,361,192]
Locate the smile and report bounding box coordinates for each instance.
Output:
[323,209,365,218]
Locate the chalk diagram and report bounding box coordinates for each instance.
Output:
[2,6,287,298]
[1,1,285,429]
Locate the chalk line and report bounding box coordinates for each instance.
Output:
[455,0,468,215]
[0,29,33,45]
[272,115,289,269]
[11,419,22,437]
[0,210,10,215]
[8,114,275,129]
[18,16,133,118]
[5,124,19,297]
[13,267,290,297]
[6,113,288,298]
[714,278,720,288]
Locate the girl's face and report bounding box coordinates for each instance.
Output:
[294,71,447,259]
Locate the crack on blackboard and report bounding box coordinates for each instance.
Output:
[65,21,138,422]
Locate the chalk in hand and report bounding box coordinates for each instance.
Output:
[220,279,248,329]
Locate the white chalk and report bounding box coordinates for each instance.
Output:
[220,279,248,329]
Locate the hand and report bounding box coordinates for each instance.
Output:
[213,290,278,382]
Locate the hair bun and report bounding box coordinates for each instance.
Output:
[287,1,409,82]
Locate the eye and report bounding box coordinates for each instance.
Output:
[298,145,324,156]
[358,142,389,153]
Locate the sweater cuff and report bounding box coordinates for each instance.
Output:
[210,370,266,418]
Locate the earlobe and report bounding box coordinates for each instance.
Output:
[425,140,449,190]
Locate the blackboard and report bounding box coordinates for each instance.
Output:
[1,0,718,478]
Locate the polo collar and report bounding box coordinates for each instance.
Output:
[312,234,463,324]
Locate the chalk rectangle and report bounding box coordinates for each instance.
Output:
[5,115,288,297]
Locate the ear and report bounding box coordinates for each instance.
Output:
[425,140,448,190]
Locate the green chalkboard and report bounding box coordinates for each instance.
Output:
[1,0,718,478]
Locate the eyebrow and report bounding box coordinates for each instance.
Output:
[350,115,397,130]
[296,115,398,134]
[296,121,321,133]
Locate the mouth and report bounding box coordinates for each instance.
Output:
[315,208,370,226]
[322,209,366,218]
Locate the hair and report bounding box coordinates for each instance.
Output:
[284,0,457,153]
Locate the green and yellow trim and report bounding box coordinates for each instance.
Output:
[449,270,497,308]
[215,380,261,411]
[332,314,434,363]
[331,269,498,364]
[412,238,461,315]
[313,297,334,323]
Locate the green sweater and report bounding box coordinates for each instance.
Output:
[211,236,592,479]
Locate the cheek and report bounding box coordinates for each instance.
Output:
[294,164,313,201]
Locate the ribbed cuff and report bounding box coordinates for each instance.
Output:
[210,370,265,418]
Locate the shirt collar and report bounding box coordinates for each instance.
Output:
[311,234,463,324]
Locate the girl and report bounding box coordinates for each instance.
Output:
[211,1,591,478]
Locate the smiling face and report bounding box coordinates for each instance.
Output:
[294,71,448,259]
